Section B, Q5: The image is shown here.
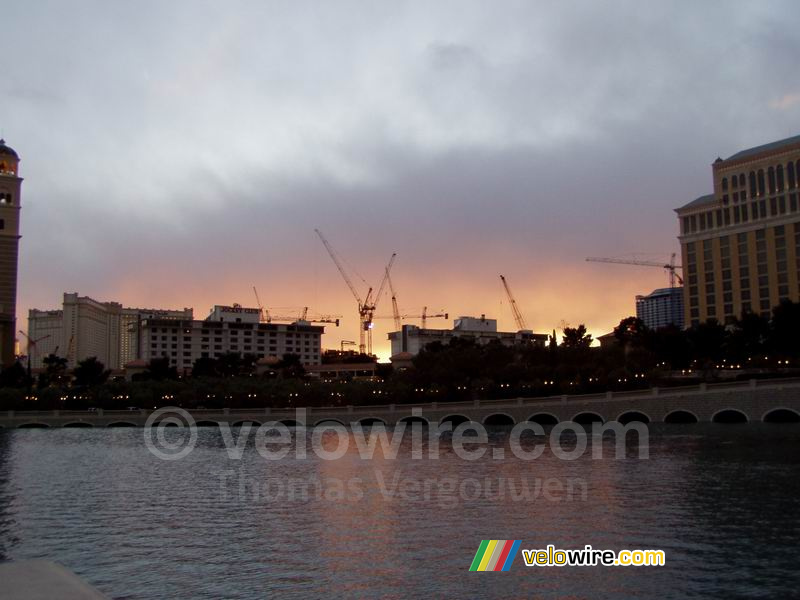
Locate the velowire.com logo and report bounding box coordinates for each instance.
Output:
[469,540,521,572]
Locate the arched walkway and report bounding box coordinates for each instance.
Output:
[616,411,651,425]
[440,414,472,427]
[664,410,698,424]
[572,412,604,425]
[711,409,748,424]
[314,419,347,428]
[398,415,430,426]
[762,408,800,423]
[483,413,515,427]
[527,413,559,426]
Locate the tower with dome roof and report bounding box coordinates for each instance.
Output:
[0,139,21,365]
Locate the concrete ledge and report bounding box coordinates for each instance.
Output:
[0,560,107,600]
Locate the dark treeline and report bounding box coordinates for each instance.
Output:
[2,300,799,411]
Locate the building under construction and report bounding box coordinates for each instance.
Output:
[388,315,548,357]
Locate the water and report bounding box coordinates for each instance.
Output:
[0,425,799,598]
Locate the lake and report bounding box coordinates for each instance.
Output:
[0,424,798,598]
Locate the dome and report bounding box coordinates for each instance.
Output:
[0,139,18,159]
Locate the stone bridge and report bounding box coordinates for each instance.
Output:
[2,378,800,429]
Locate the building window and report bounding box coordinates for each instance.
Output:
[757,169,765,196]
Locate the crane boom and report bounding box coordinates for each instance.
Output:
[315,228,363,305]
[252,286,271,322]
[500,275,528,331]
[586,253,684,287]
[373,253,396,312]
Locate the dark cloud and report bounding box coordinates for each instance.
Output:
[3,0,799,355]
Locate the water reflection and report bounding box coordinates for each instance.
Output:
[0,425,797,599]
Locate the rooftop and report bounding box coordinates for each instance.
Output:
[0,139,18,159]
[676,193,715,212]
[724,133,800,162]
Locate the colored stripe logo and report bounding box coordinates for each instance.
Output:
[469,540,521,571]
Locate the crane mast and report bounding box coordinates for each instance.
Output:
[315,228,395,355]
[500,275,528,331]
[386,268,401,331]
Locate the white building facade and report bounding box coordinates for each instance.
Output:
[28,293,192,369]
[388,315,548,356]
[140,304,324,372]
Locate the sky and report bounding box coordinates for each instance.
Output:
[3,0,800,360]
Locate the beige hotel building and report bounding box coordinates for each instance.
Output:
[676,134,800,327]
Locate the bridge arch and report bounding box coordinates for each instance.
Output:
[616,411,651,425]
[762,408,800,423]
[572,411,604,424]
[711,409,748,424]
[194,420,220,427]
[232,420,262,427]
[278,419,303,428]
[314,419,347,428]
[398,415,430,426]
[107,421,137,427]
[63,422,93,428]
[18,422,49,428]
[527,413,559,426]
[664,410,698,424]
[357,417,386,426]
[483,413,515,427]
[440,414,472,427]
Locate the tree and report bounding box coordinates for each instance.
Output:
[613,317,650,348]
[769,299,800,358]
[38,353,68,388]
[72,357,110,387]
[0,361,27,388]
[561,325,593,348]
[191,356,219,378]
[277,353,305,379]
[146,357,178,381]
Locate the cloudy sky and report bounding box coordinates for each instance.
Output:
[4,0,800,359]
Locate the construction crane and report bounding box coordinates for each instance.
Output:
[255,286,340,326]
[500,275,529,331]
[253,286,271,322]
[386,268,402,331]
[19,331,51,380]
[315,228,395,355]
[373,307,449,329]
[585,253,684,287]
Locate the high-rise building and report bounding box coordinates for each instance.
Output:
[676,134,800,326]
[0,140,21,366]
[28,293,192,369]
[140,304,324,372]
[635,287,684,330]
